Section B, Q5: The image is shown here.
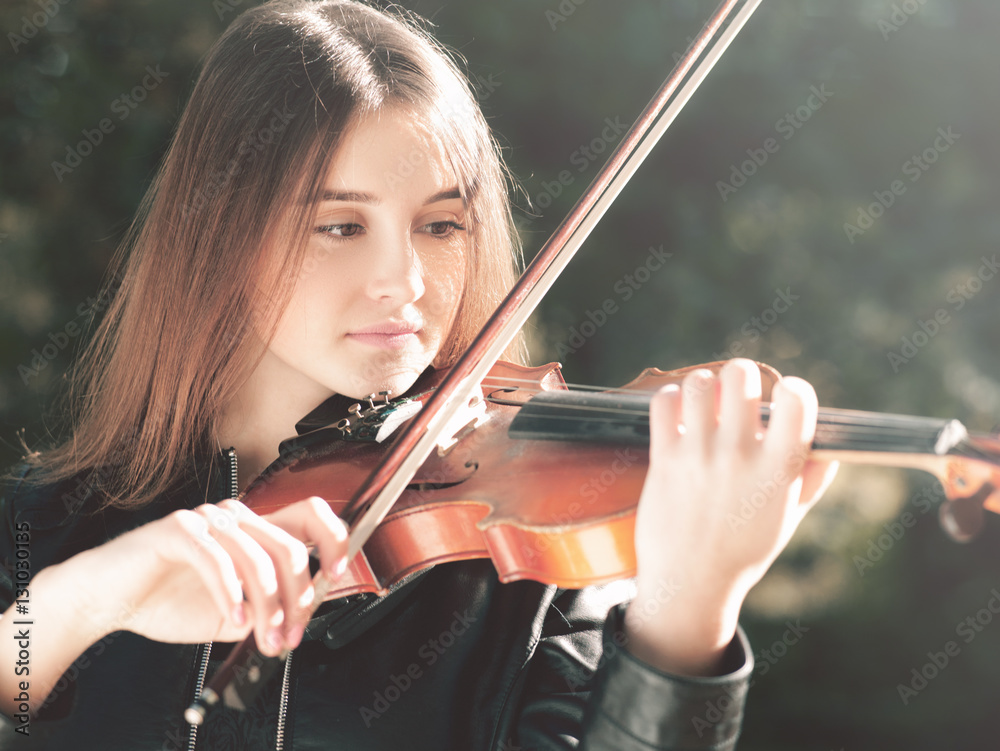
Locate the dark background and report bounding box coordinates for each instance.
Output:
[3,0,1000,748]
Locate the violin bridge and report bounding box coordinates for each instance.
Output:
[435,389,487,455]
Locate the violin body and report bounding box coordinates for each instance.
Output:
[242,359,1000,601]
[241,360,775,595]
[238,359,814,598]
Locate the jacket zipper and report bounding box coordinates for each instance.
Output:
[187,643,213,751]
[275,649,294,750]
[186,447,239,751]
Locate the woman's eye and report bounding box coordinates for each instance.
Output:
[420,220,466,238]
[318,223,364,238]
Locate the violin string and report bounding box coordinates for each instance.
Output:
[492,388,950,429]
[516,405,947,436]
[497,396,953,451]
[512,415,947,452]
[478,375,957,429]
[457,374,967,452]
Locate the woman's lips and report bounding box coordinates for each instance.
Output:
[346,322,422,350]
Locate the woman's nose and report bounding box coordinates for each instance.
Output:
[365,233,425,304]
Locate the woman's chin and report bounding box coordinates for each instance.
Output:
[335,368,426,402]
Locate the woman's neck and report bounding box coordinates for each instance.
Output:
[216,350,335,492]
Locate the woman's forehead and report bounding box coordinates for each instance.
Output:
[320,108,461,203]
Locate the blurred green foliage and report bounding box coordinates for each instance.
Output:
[3,0,1000,748]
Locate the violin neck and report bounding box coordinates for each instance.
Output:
[507,390,983,463]
[766,405,969,458]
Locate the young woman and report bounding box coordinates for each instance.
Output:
[0,1,837,748]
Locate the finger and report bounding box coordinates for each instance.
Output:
[196,504,285,656]
[166,510,247,630]
[797,459,840,512]
[648,384,682,457]
[718,359,763,449]
[762,377,817,469]
[219,499,315,648]
[262,497,350,583]
[681,369,718,453]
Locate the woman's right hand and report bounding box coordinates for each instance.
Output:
[2,495,349,715]
[77,496,350,655]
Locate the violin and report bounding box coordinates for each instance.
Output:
[242,359,1000,595]
[186,357,1000,719]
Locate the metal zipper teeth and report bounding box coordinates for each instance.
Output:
[186,447,238,751]
[275,648,294,750]
[228,447,240,500]
[187,643,213,751]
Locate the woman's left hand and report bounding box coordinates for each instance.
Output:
[624,358,839,676]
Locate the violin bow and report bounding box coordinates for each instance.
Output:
[187,0,763,722]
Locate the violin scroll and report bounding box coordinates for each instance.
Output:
[936,431,1000,542]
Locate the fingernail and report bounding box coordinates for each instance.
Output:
[232,603,245,626]
[266,628,283,651]
[331,555,348,579]
[298,586,316,609]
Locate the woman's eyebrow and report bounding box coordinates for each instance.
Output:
[318,189,379,204]
[424,187,462,204]
[315,187,461,205]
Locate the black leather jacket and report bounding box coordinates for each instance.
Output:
[0,453,752,750]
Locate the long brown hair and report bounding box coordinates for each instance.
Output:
[24,0,525,509]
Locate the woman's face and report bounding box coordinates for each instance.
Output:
[266,107,468,404]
